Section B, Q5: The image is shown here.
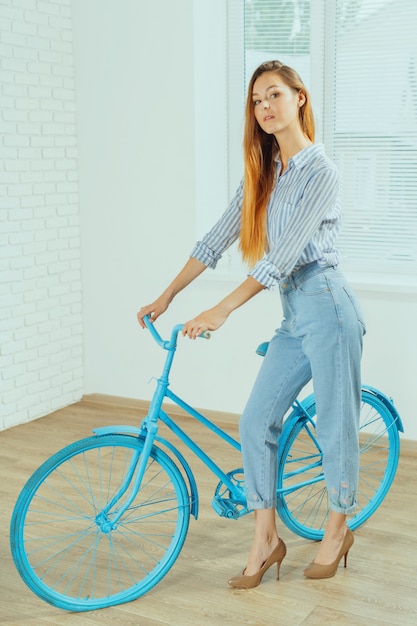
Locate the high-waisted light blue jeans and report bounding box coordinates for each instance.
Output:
[240,262,366,514]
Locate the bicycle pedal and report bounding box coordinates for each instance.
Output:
[212,497,239,519]
[211,496,248,520]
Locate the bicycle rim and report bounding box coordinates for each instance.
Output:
[10,434,190,611]
[277,390,400,540]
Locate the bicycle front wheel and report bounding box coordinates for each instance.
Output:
[10,434,190,611]
[277,389,401,540]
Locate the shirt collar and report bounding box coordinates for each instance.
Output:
[275,143,325,169]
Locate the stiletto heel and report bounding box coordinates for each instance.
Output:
[228,539,287,589]
[303,528,354,579]
[343,550,349,568]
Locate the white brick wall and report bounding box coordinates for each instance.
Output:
[0,0,83,430]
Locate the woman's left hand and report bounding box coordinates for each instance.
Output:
[182,305,228,339]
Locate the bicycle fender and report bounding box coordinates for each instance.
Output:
[93,426,145,436]
[361,385,404,433]
[153,434,199,519]
[280,387,404,435]
[92,426,199,519]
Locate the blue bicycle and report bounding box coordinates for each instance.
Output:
[10,316,403,611]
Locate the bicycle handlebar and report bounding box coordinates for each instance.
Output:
[143,315,210,349]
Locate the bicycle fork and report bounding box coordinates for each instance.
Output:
[95,425,158,533]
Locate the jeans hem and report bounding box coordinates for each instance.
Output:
[246,499,277,511]
[330,502,356,515]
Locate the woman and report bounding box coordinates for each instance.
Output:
[137,60,365,587]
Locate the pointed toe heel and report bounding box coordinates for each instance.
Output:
[228,539,287,589]
[303,528,354,580]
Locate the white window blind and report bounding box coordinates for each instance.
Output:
[327,0,417,277]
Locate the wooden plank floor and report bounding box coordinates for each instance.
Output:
[1,395,417,626]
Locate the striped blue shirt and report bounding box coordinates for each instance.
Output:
[190,143,341,289]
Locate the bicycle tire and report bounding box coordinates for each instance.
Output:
[276,389,400,540]
[10,434,190,611]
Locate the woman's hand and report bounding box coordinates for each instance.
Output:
[182,305,229,339]
[137,295,171,328]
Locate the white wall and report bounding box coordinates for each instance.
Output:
[72,0,416,440]
[0,0,83,430]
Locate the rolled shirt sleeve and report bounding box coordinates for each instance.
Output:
[190,178,244,268]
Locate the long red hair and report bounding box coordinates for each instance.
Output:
[239,61,315,266]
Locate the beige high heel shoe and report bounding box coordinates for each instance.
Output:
[303,528,354,579]
[228,539,287,589]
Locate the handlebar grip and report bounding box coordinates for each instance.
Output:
[143,314,211,345]
[143,314,167,348]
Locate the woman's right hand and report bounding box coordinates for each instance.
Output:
[137,295,171,328]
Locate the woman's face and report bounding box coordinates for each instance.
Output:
[252,71,303,137]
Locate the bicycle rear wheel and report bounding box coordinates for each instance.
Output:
[276,389,401,540]
[10,434,190,611]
